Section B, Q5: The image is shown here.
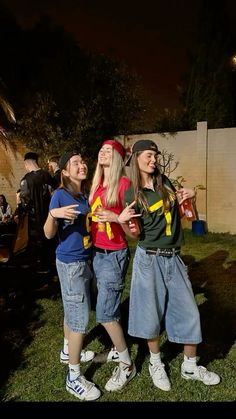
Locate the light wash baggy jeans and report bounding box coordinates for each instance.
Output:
[56,259,93,333]
[128,246,202,343]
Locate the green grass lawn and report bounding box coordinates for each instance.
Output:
[0,230,235,404]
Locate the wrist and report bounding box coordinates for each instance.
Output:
[49,210,57,220]
[117,215,126,224]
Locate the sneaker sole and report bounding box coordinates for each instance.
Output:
[151,381,171,391]
[181,372,220,385]
[66,384,101,401]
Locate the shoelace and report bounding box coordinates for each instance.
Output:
[150,362,166,378]
[197,366,210,379]
[71,375,94,391]
[111,364,131,383]
[111,366,122,382]
[80,375,95,390]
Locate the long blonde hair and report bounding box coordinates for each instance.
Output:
[129,153,175,214]
[89,148,127,207]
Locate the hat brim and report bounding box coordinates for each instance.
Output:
[125,149,161,166]
[125,154,132,166]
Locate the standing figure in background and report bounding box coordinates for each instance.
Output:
[119,139,220,391]
[44,151,101,401]
[0,194,12,222]
[47,155,61,189]
[89,139,136,392]
[47,155,61,257]
[20,152,54,273]
[13,189,24,224]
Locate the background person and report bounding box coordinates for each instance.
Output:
[0,194,12,222]
[47,155,61,189]
[20,152,54,273]
[0,193,16,237]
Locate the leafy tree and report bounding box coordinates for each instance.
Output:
[184,0,235,129]
[16,92,63,156]
[154,107,185,133]
[0,11,146,164]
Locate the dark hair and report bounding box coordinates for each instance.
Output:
[24,152,39,162]
[0,194,8,213]
[48,155,60,164]
[59,151,79,170]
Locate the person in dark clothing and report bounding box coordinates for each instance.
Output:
[20,152,54,272]
[13,189,24,223]
[47,155,61,189]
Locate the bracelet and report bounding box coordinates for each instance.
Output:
[49,210,56,219]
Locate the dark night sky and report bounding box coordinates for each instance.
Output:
[2,0,236,109]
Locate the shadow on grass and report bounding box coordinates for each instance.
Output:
[0,252,60,401]
[184,250,236,364]
[155,250,236,368]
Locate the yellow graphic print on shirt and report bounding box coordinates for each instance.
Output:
[148,192,175,236]
[91,196,114,240]
[83,211,92,249]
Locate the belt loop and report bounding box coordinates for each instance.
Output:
[156,249,160,256]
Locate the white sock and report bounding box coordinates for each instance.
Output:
[118,348,132,366]
[183,354,197,372]
[150,351,162,365]
[63,338,69,354]
[69,363,80,380]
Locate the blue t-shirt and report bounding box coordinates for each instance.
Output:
[49,188,92,263]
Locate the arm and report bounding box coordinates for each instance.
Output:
[6,204,12,217]
[44,211,58,239]
[20,178,31,209]
[92,208,119,223]
[44,204,80,239]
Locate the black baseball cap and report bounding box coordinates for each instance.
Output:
[125,140,161,166]
[59,151,79,170]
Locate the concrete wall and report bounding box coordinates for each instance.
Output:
[207,127,236,233]
[1,122,236,233]
[117,121,236,234]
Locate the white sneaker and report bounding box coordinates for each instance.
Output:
[60,349,95,364]
[105,362,136,392]
[149,362,171,391]
[107,347,120,363]
[181,363,220,385]
[66,372,101,401]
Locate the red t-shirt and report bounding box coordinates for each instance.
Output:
[91,176,131,250]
